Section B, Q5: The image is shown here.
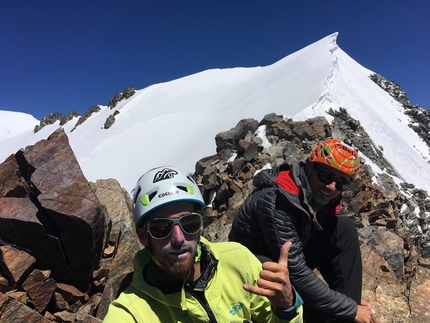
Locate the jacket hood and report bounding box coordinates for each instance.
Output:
[253,163,306,191]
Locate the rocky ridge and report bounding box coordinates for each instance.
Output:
[370,73,430,154]
[33,86,136,134]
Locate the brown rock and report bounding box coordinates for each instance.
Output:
[94,179,142,319]
[76,313,103,323]
[0,153,31,198]
[0,276,13,293]
[90,178,133,249]
[0,245,36,287]
[69,300,84,313]
[26,130,105,291]
[293,116,331,140]
[0,129,105,292]
[372,229,405,278]
[361,244,397,290]
[53,291,69,311]
[408,265,430,319]
[238,133,261,162]
[56,283,87,304]
[202,165,219,190]
[214,182,233,207]
[103,244,115,258]
[5,290,27,304]
[259,113,295,141]
[0,292,51,323]
[44,311,56,320]
[238,162,255,181]
[22,269,56,313]
[373,282,409,322]
[76,293,102,321]
[53,310,76,322]
[0,196,69,282]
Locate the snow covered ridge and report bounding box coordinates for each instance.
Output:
[1,32,430,194]
[370,73,430,153]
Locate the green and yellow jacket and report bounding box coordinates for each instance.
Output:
[103,237,302,323]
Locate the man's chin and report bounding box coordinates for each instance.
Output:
[160,256,194,280]
[316,189,339,201]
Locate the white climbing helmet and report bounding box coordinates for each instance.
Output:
[132,166,205,226]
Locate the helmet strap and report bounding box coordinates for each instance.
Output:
[311,193,329,212]
[151,254,166,268]
[305,160,314,180]
[194,243,202,263]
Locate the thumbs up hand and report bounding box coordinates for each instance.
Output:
[243,241,294,309]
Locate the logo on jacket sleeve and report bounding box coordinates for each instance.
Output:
[229,303,243,316]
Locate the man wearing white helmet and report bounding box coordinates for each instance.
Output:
[104,166,303,323]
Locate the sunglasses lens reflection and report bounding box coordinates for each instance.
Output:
[148,213,202,239]
[316,167,350,192]
[180,214,202,234]
[149,219,173,239]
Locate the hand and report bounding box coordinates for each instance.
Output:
[354,301,377,323]
[243,241,293,309]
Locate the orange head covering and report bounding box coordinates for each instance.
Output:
[307,139,360,180]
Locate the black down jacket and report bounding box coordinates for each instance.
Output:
[228,162,357,320]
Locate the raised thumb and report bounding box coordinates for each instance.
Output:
[278,241,292,266]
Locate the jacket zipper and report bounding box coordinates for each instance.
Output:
[187,288,217,323]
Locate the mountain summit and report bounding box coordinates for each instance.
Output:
[1,33,429,192]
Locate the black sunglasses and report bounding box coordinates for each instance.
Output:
[314,166,350,192]
[145,213,202,240]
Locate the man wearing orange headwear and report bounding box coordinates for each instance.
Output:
[229,139,377,323]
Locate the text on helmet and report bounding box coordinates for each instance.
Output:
[158,189,180,198]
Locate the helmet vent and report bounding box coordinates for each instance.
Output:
[148,191,157,201]
[133,188,141,203]
[177,185,188,193]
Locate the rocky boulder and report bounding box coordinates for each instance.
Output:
[0,129,104,291]
[0,129,142,322]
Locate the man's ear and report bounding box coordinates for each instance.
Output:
[136,226,149,247]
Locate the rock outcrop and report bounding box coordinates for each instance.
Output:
[0,129,142,322]
[107,86,136,109]
[34,113,63,133]
[71,105,101,132]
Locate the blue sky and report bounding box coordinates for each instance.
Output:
[1,1,429,120]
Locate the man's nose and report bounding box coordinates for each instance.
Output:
[170,224,185,242]
[326,181,337,190]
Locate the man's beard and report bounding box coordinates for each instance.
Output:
[157,247,196,282]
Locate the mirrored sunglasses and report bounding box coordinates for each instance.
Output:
[145,213,202,240]
[315,166,350,192]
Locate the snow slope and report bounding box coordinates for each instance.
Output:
[1,32,429,193]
